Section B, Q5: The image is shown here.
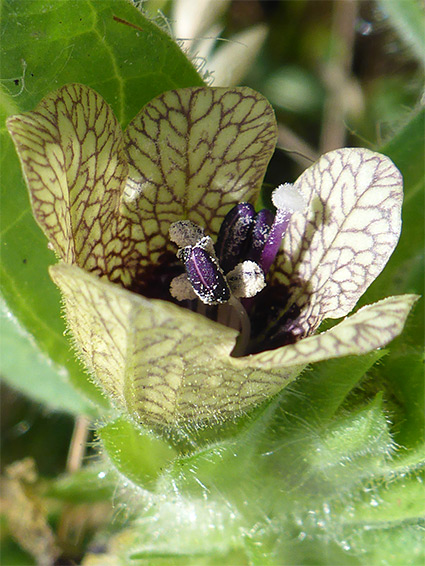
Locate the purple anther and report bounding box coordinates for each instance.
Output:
[215,203,255,272]
[179,245,231,305]
[247,208,274,263]
[260,183,306,274]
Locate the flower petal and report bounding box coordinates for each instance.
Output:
[272,148,403,335]
[238,294,418,370]
[7,84,129,280]
[49,264,417,426]
[121,87,277,268]
[49,264,298,426]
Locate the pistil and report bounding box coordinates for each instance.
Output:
[259,183,306,274]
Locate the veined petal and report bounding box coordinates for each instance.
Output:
[7,84,129,280]
[237,294,418,371]
[49,263,141,407]
[122,87,277,269]
[49,264,300,426]
[272,148,403,335]
[49,271,417,426]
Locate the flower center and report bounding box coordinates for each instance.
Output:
[169,183,305,354]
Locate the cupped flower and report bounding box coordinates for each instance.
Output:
[7,84,417,427]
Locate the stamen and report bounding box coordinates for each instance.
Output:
[169,273,197,301]
[217,304,232,327]
[226,261,266,298]
[216,297,252,354]
[215,203,255,272]
[228,296,251,356]
[260,183,306,274]
[194,235,216,256]
[169,220,204,247]
[179,245,231,305]
[168,189,301,357]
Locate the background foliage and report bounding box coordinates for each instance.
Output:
[1,0,423,564]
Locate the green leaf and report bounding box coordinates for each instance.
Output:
[352,524,425,566]
[91,345,425,564]
[45,464,117,504]
[1,0,203,122]
[363,108,425,451]
[0,298,97,415]
[341,470,425,524]
[377,0,425,69]
[382,351,425,451]
[308,394,394,482]
[83,526,248,566]
[273,350,386,426]
[0,0,203,411]
[366,107,425,303]
[98,417,177,490]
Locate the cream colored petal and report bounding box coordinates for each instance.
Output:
[49,264,416,427]
[50,263,135,407]
[7,84,129,280]
[7,97,75,262]
[122,86,277,270]
[272,148,403,335]
[49,263,299,427]
[237,294,418,371]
